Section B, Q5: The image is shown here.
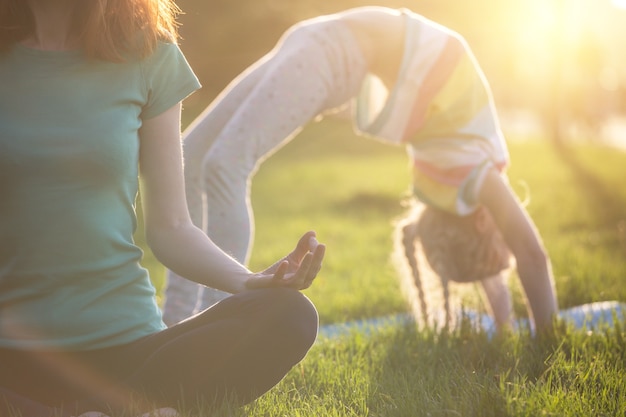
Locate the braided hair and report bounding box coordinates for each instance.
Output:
[395,203,512,327]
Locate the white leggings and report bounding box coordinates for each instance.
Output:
[163,17,368,324]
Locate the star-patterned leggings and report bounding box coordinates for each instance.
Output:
[163,17,367,325]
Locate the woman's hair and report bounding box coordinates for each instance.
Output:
[0,0,180,61]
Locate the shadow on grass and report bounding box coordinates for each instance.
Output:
[554,142,626,232]
[332,191,405,219]
[366,322,556,417]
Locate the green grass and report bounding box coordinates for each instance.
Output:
[156,120,625,416]
[103,119,626,415]
[249,120,412,323]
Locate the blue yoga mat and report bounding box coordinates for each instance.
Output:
[319,301,626,339]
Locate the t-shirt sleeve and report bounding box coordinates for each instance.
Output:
[140,42,201,120]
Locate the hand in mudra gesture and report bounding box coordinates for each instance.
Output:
[246,231,325,291]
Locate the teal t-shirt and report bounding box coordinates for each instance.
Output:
[0,42,201,350]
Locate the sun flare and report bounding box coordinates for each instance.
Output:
[612,0,626,8]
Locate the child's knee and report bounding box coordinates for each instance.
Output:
[201,150,247,193]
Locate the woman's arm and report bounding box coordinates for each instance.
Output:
[138,103,324,294]
[478,169,558,333]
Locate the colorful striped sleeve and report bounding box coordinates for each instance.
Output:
[354,10,509,215]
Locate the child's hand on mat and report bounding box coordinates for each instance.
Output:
[246,231,325,291]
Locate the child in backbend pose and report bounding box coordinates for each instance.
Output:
[163,6,557,333]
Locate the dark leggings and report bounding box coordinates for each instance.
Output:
[0,288,318,416]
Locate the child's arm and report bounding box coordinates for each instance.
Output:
[478,169,558,333]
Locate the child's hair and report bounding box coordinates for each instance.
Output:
[394,202,512,326]
[0,0,181,61]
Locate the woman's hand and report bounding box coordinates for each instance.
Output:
[245,231,325,291]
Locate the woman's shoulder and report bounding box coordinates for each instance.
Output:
[139,40,188,68]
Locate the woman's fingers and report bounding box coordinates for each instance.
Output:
[281,243,325,288]
[304,243,325,287]
[291,231,317,261]
[308,235,320,252]
[247,233,325,290]
[273,260,288,281]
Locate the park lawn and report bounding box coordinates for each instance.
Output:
[134,119,626,416]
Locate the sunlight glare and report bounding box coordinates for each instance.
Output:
[612,0,626,9]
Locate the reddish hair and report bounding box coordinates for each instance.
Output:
[0,0,181,61]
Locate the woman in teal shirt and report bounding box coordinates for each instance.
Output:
[0,0,325,416]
